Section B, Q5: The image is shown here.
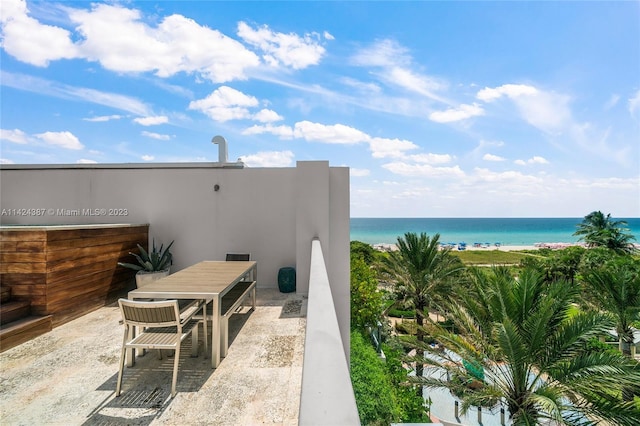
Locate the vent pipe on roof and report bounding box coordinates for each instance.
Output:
[212,135,228,163]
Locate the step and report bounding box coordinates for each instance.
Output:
[0,300,31,325]
[0,315,53,353]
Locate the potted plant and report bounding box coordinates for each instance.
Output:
[118,239,174,288]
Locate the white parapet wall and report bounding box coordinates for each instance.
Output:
[0,160,351,356]
[299,239,360,425]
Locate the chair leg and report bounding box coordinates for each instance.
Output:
[171,342,181,397]
[116,329,129,397]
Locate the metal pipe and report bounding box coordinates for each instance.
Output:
[212,135,228,163]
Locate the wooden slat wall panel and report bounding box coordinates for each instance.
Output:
[46,232,148,251]
[0,263,47,274]
[0,252,47,263]
[0,273,46,286]
[46,226,148,242]
[0,230,46,242]
[0,241,46,253]
[0,224,148,328]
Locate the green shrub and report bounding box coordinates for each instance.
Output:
[382,341,431,423]
[388,308,416,318]
[350,331,429,424]
[351,330,400,425]
[351,256,384,331]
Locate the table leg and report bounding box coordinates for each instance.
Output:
[211,296,220,368]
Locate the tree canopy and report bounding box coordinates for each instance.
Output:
[574,211,636,254]
[416,266,640,425]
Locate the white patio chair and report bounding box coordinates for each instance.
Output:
[116,299,207,398]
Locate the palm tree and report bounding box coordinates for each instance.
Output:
[574,211,636,254]
[417,266,640,425]
[382,232,465,397]
[582,261,640,357]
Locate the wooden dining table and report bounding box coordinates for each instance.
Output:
[127,260,257,368]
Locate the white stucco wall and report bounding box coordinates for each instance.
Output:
[0,161,351,350]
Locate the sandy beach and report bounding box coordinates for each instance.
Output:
[372,242,583,252]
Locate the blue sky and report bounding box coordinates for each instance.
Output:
[1,0,639,218]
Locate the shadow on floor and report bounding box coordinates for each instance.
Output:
[83,311,254,425]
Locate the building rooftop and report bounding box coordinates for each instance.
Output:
[0,289,306,425]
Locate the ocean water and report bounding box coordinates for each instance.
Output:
[350,218,640,246]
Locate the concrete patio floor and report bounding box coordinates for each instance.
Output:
[0,289,306,425]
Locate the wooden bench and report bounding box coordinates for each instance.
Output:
[221,280,256,357]
[196,280,256,358]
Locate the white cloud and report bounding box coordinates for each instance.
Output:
[0,0,79,66]
[351,39,448,103]
[253,109,283,123]
[514,156,550,165]
[483,154,506,162]
[407,153,452,164]
[1,71,152,116]
[529,156,549,164]
[240,150,294,167]
[0,128,29,144]
[382,162,465,178]
[237,21,326,69]
[388,67,446,98]
[429,103,484,123]
[472,168,544,186]
[351,39,410,68]
[1,1,259,83]
[134,116,168,126]
[242,124,294,138]
[478,139,505,148]
[189,86,259,122]
[350,168,370,177]
[629,89,640,118]
[293,121,369,144]
[141,155,155,161]
[368,137,418,159]
[141,131,171,141]
[339,77,381,94]
[68,4,259,82]
[77,159,97,164]
[83,115,123,122]
[477,84,539,102]
[0,158,15,164]
[604,94,620,110]
[478,84,631,166]
[34,131,83,150]
[477,84,570,135]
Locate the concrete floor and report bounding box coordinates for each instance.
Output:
[0,289,306,425]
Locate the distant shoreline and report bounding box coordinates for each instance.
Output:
[351,217,640,248]
[371,242,587,252]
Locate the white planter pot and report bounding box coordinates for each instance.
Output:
[135,269,170,288]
